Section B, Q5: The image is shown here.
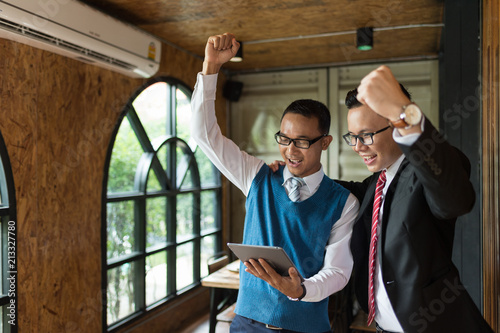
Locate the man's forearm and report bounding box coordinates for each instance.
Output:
[202,61,222,75]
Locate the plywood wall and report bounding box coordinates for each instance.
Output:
[0,36,227,332]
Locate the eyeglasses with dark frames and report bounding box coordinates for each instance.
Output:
[342,126,391,146]
[275,131,326,149]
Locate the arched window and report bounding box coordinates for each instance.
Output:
[0,131,17,333]
[103,78,222,330]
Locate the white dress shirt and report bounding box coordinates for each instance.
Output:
[191,72,359,302]
[373,126,423,332]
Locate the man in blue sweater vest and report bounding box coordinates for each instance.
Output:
[191,33,359,333]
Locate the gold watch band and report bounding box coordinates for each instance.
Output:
[389,118,407,128]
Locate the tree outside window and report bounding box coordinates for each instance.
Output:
[103,78,221,329]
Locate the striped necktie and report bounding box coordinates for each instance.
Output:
[288,177,305,202]
[367,170,387,326]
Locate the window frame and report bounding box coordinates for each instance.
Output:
[101,77,222,331]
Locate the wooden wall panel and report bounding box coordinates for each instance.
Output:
[0,34,226,332]
[482,1,500,332]
[114,289,210,333]
[0,40,41,331]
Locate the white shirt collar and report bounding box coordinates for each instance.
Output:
[383,154,405,190]
[282,165,325,194]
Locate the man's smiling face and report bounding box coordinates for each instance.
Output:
[347,105,402,173]
[278,113,331,177]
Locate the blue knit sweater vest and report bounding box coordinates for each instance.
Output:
[235,165,350,332]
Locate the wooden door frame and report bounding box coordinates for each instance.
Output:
[482,1,500,331]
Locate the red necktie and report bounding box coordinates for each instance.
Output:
[367,170,387,326]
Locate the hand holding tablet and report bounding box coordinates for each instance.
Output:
[227,243,304,281]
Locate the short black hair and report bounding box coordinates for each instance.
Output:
[280,99,331,135]
[345,84,412,109]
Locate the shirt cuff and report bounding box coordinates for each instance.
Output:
[392,117,425,146]
[197,72,218,99]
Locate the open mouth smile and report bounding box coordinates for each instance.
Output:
[287,157,302,167]
[361,154,377,165]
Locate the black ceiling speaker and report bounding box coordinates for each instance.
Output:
[357,27,373,50]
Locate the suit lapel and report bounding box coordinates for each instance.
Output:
[356,161,410,264]
[379,159,410,257]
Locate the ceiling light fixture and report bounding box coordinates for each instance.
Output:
[356,27,373,51]
[242,24,443,46]
[230,41,243,62]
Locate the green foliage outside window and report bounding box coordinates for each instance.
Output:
[104,79,221,329]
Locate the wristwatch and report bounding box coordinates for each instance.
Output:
[389,103,423,129]
[288,282,306,301]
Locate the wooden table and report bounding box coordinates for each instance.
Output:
[201,260,240,333]
[202,260,240,289]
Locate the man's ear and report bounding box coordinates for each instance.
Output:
[322,135,333,150]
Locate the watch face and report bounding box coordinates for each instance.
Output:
[404,104,422,125]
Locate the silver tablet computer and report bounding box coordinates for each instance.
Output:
[227,243,304,280]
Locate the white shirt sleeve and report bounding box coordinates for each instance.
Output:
[392,117,425,146]
[301,193,359,302]
[190,73,264,195]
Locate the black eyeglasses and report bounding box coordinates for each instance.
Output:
[342,126,391,146]
[275,131,326,149]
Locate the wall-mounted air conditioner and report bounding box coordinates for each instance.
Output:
[0,0,161,78]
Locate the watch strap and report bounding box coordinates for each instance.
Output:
[389,118,407,128]
[288,282,306,301]
[389,103,415,129]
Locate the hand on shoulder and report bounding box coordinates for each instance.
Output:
[268,160,285,172]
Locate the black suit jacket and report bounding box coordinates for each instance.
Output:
[338,119,493,333]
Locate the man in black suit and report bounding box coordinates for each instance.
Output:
[338,65,493,333]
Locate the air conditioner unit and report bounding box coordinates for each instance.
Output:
[0,0,161,78]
